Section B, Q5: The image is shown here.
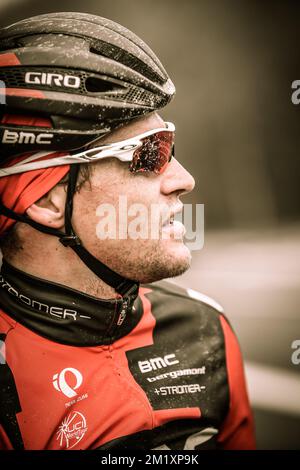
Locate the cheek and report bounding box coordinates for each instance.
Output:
[73,167,162,247]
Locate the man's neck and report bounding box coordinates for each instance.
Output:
[5,236,118,300]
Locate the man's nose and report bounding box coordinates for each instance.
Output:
[160,158,195,196]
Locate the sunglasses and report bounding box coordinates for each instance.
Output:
[0,122,175,177]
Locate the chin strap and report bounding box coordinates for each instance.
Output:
[0,166,139,298]
[60,165,139,297]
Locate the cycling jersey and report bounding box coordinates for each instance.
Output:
[0,260,255,450]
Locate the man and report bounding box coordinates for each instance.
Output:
[0,12,255,450]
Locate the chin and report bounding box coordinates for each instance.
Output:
[94,238,192,284]
[137,241,192,284]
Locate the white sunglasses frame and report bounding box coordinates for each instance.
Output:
[0,122,175,177]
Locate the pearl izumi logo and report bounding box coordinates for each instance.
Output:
[2,129,53,145]
[56,411,88,449]
[25,71,81,89]
[53,368,83,398]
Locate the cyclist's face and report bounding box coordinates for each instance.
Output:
[72,112,195,283]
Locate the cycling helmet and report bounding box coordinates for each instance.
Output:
[0,11,175,159]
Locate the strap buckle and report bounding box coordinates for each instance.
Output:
[59,235,81,247]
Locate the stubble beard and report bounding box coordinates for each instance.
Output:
[111,239,192,284]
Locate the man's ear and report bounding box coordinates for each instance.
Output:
[26,185,66,229]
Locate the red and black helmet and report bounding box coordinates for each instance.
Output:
[0,12,175,160]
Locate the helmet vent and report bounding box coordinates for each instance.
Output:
[90,42,165,85]
[85,76,126,94]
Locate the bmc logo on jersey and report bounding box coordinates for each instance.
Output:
[2,129,53,145]
[25,72,81,89]
[53,367,83,398]
[138,354,179,373]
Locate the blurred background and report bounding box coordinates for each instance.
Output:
[0,0,299,449]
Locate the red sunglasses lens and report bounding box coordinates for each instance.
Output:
[130,131,174,174]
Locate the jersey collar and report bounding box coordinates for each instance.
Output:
[0,260,143,346]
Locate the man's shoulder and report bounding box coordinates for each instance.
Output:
[142,279,225,318]
[140,281,232,370]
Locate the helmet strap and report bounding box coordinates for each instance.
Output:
[59,165,139,298]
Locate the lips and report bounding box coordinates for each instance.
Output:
[162,206,183,227]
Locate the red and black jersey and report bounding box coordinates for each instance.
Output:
[0,261,255,450]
